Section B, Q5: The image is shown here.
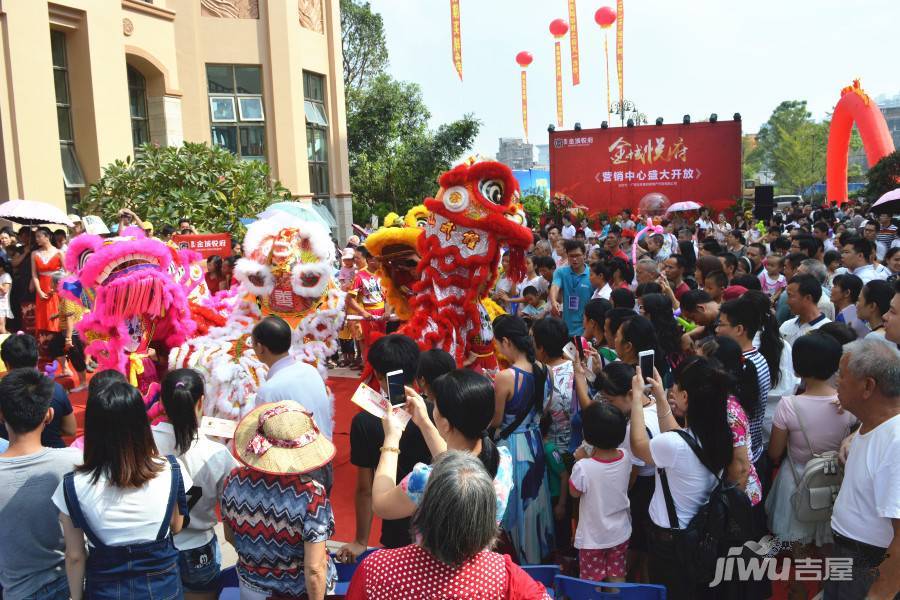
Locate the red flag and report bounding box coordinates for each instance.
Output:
[616,0,624,102]
[451,0,463,80]
[568,0,580,85]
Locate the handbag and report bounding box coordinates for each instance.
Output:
[787,398,844,523]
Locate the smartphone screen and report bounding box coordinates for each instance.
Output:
[638,350,654,379]
[385,369,406,406]
[572,336,586,361]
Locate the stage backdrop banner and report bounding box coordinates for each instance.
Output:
[549,120,741,216]
[173,233,232,258]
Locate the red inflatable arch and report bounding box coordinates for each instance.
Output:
[826,80,895,205]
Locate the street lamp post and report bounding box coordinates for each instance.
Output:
[610,99,646,127]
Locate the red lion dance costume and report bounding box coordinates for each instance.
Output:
[400,161,532,371]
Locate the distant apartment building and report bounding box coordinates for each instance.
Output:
[497,138,534,170]
[877,92,900,149]
[535,143,549,169]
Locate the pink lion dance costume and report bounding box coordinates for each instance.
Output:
[400,161,532,371]
[60,227,201,393]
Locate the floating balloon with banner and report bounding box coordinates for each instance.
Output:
[594,7,616,120]
[515,51,533,141]
[549,19,569,128]
[616,0,624,104]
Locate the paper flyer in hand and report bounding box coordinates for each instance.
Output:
[351,382,412,426]
[200,416,238,439]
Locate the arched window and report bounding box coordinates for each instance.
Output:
[128,65,150,152]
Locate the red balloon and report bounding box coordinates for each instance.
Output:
[515,51,533,68]
[594,6,617,28]
[549,19,569,38]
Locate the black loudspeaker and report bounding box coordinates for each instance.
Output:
[754,185,774,221]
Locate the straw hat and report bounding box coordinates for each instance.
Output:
[233,402,335,475]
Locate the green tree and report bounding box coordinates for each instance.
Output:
[79,142,290,235]
[520,188,547,226]
[865,150,900,202]
[770,120,829,194]
[341,0,389,95]
[342,2,480,223]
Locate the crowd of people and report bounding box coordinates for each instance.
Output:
[1,198,900,599]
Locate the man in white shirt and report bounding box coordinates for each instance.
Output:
[580,218,594,241]
[252,316,333,440]
[841,237,888,285]
[780,274,831,345]
[561,215,577,240]
[884,282,900,346]
[828,339,900,599]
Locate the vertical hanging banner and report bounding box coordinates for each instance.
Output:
[568,0,580,85]
[515,51,533,141]
[549,19,569,128]
[521,71,529,140]
[594,7,617,120]
[616,0,624,102]
[451,0,463,80]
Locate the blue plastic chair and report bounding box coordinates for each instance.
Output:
[218,566,239,599]
[554,575,667,599]
[522,565,560,597]
[330,548,380,596]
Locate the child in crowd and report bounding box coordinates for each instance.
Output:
[520,286,548,324]
[569,402,632,583]
[0,258,11,334]
[541,412,571,555]
[759,254,787,300]
[533,317,574,451]
[704,270,728,303]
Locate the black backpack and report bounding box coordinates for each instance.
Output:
[658,429,755,584]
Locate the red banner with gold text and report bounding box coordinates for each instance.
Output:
[451,0,463,80]
[554,41,563,127]
[568,0,580,85]
[616,0,623,102]
[521,71,529,141]
[549,121,742,216]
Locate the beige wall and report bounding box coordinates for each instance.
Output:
[0,0,352,241]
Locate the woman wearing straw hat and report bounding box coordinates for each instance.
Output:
[222,401,337,600]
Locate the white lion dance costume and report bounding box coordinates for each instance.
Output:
[169,215,345,420]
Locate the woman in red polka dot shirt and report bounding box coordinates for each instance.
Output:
[345,451,550,599]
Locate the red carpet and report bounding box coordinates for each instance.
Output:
[69,374,380,546]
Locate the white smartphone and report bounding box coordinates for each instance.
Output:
[638,350,654,379]
[385,369,406,406]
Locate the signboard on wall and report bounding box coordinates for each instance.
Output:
[549,120,742,216]
[172,233,232,258]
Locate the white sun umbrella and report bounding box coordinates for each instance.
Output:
[666,201,703,213]
[872,188,900,214]
[0,199,74,226]
[257,201,331,228]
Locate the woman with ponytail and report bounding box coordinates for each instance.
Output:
[371,369,513,526]
[491,314,554,564]
[151,369,237,600]
[628,356,735,598]
[699,336,763,507]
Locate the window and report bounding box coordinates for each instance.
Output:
[128,65,150,152]
[303,71,329,197]
[52,29,84,210]
[206,65,265,161]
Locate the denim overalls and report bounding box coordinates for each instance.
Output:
[63,455,188,600]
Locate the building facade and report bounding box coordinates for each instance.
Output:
[496,137,534,171]
[0,0,353,241]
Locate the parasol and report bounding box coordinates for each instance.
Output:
[872,189,900,214]
[666,201,703,213]
[257,202,330,228]
[0,199,74,226]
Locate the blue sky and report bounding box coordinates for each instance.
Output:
[367,0,899,157]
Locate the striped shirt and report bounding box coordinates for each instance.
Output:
[741,348,771,463]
